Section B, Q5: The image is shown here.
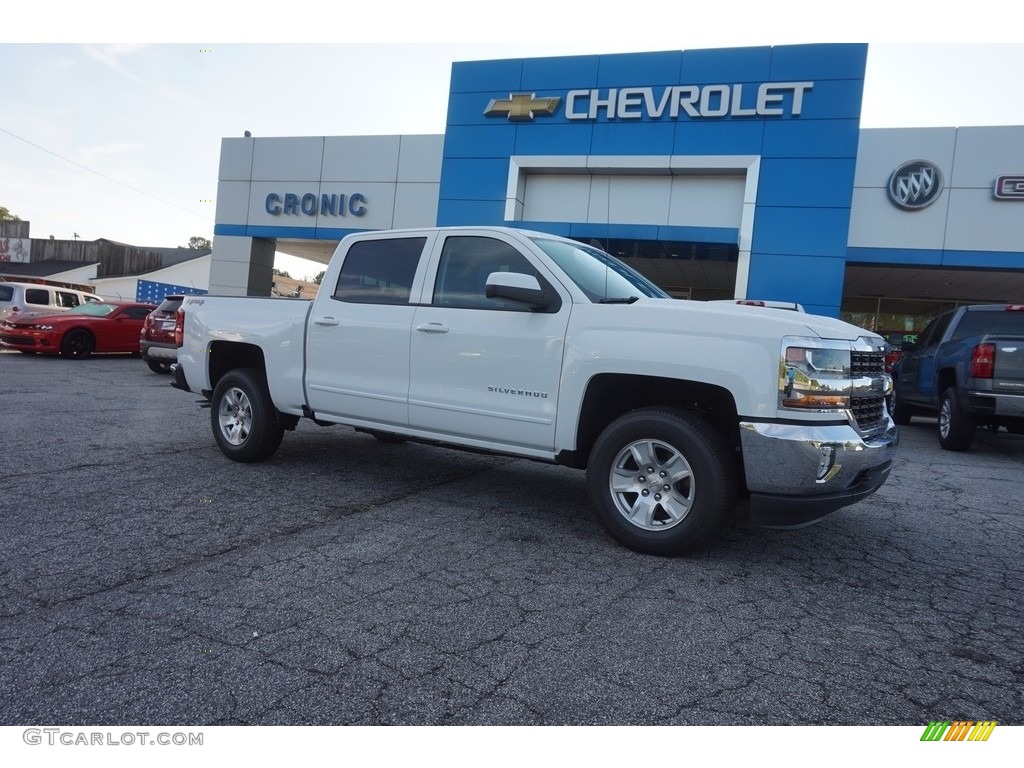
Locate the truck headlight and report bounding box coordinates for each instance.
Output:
[780,337,852,411]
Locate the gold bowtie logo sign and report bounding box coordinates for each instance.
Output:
[484,93,561,121]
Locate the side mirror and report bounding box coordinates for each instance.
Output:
[484,272,557,311]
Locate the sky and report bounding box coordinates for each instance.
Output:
[2,2,1022,281]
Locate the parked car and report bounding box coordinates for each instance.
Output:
[891,304,1024,449]
[0,301,156,359]
[0,281,103,321]
[140,295,183,373]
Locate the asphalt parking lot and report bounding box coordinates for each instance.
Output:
[0,350,1021,726]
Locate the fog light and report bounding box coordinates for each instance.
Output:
[815,445,841,483]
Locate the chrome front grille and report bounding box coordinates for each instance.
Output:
[851,395,887,433]
[851,351,885,377]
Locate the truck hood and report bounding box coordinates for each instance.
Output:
[622,298,883,344]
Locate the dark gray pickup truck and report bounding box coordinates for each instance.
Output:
[891,304,1024,450]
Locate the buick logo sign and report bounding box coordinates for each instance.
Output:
[888,160,943,210]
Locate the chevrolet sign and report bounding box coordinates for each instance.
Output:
[484,81,813,121]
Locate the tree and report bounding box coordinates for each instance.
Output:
[188,236,211,250]
[313,270,325,285]
[272,268,291,279]
[0,206,22,221]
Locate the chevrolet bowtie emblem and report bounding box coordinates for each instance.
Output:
[484,93,561,121]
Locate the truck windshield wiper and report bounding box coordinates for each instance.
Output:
[597,296,640,304]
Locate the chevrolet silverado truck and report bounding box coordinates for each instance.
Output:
[891,304,1024,450]
[170,227,897,555]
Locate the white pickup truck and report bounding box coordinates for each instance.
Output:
[171,226,898,555]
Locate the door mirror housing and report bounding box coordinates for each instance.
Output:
[485,272,558,311]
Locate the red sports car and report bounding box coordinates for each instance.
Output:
[0,301,157,359]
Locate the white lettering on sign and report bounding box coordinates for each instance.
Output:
[564,82,813,120]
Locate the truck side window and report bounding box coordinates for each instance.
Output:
[432,236,542,310]
[333,237,426,304]
[924,314,954,346]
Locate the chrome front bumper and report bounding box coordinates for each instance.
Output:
[739,419,899,528]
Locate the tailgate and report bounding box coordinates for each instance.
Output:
[993,335,1024,392]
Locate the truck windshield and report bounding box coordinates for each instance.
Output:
[530,237,670,302]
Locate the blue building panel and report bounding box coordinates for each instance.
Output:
[436,199,508,227]
[942,250,1024,269]
[513,122,597,155]
[757,158,857,208]
[438,44,868,316]
[594,50,684,87]
[769,44,868,81]
[443,124,517,158]
[671,119,766,156]
[762,118,861,159]
[746,252,847,310]
[439,158,510,200]
[679,46,773,83]
[751,207,852,258]
[590,121,676,156]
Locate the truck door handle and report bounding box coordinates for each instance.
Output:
[313,316,340,327]
[416,322,449,334]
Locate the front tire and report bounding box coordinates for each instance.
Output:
[938,387,975,451]
[889,384,913,426]
[60,329,94,359]
[586,408,737,556]
[211,368,284,462]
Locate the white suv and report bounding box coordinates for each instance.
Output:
[0,281,103,321]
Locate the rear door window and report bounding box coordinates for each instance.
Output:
[333,237,426,305]
[25,289,50,306]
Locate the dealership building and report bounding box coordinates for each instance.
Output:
[211,43,1024,339]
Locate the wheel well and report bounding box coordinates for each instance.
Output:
[208,342,266,391]
[938,367,958,394]
[566,374,743,474]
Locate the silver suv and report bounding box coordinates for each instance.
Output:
[0,281,103,321]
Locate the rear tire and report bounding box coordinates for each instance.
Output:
[938,387,975,451]
[210,368,284,462]
[586,407,736,556]
[60,329,94,359]
[147,360,171,374]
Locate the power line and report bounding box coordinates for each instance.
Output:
[0,125,212,222]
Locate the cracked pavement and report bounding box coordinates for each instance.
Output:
[0,351,1021,725]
